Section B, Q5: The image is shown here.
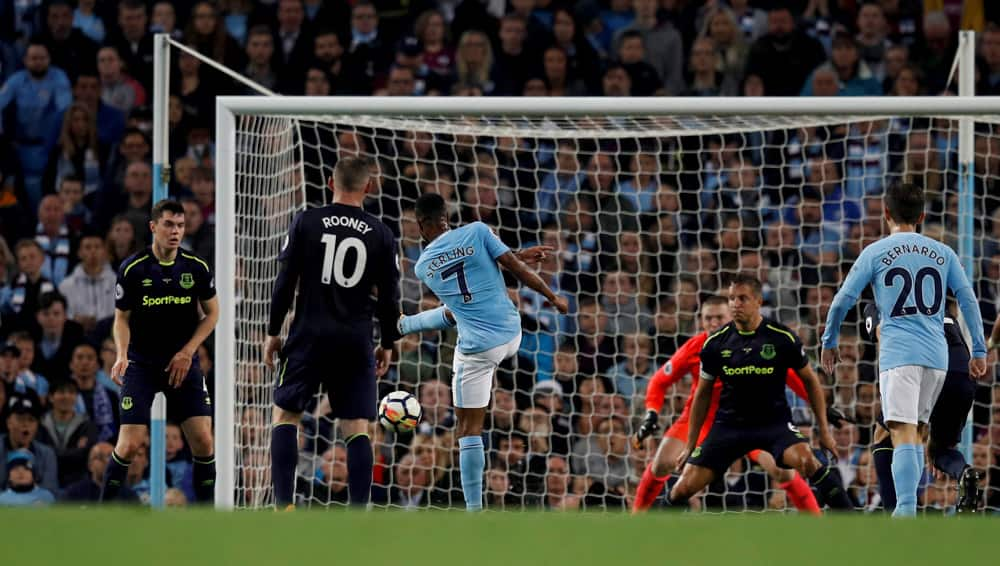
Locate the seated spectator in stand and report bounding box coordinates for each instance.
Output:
[105,215,140,272]
[31,292,85,383]
[615,30,661,96]
[541,46,587,97]
[0,450,55,506]
[0,240,57,332]
[745,7,825,96]
[101,128,151,214]
[125,436,151,503]
[61,441,135,502]
[599,271,651,335]
[0,390,59,492]
[311,28,345,93]
[68,342,118,443]
[43,102,107,199]
[243,26,278,93]
[150,1,180,40]
[391,451,433,509]
[492,15,533,96]
[574,298,618,376]
[543,455,582,510]
[616,0,683,94]
[190,167,216,226]
[801,33,881,96]
[165,422,193,501]
[184,1,245,72]
[97,46,147,116]
[0,41,73,213]
[414,10,453,81]
[6,333,48,398]
[58,232,116,336]
[618,151,660,213]
[302,444,349,505]
[57,177,93,235]
[180,199,214,267]
[606,332,653,402]
[73,0,106,44]
[570,417,631,495]
[454,30,495,95]
[37,379,97,486]
[35,195,77,287]
[682,37,738,96]
[118,162,153,248]
[340,1,393,95]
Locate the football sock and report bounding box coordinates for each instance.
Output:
[871,437,896,512]
[891,443,920,517]
[809,464,853,509]
[932,447,967,480]
[399,307,454,335]
[633,464,669,513]
[345,433,373,506]
[458,435,485,511]
[100,450,130,502]
[192,455,216,503]
[780,473,821,515]
[271,423,298,508]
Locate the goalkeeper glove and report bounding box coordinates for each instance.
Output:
[633,410,660,448]
[827,406,853,429]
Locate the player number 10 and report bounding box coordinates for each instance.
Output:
[320,234,367,288]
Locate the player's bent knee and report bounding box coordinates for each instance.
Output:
[272,405,301,426]
[339,418,368,437]
[651,457,675,478]
[800,455,822,478]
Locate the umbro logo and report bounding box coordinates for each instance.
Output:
[142,279,153,287]
[162,278,172,284]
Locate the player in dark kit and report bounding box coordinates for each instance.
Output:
[667,274,854,510]
[263,156,401,509]
[863,301,982,512]
[101,199,219,503]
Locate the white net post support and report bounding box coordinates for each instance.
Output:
[215,96,1000,512]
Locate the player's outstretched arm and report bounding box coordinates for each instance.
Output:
[111,309,131,386]
[514,245,554,266]
[496,252,569,314]
[798,364,837,455]
[677,376,713,470]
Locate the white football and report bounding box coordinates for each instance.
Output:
[378,391,422,433]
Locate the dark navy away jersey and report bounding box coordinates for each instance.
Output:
[699,318,810,426]
[267,203,400,351]
[115,247,216,366]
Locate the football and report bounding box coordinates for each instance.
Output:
[378,391,422,433]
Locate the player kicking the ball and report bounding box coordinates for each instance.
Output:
[667,274,852,510]
[633,295,844,514]
[398,193,568,511]
[822,183,987,517]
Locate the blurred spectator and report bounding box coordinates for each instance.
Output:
[105,214,140,271]
[0,239,56,331]
[914,11,956,94]
[801,33,882,96]
[683,37,739,96]
[118,162,153,248]
[243,25,278,93]
[38,0,98,84]
[574,298,617,376]
[543,454,581,509]
[342,1,392,95]
[616,0,683,94]
[31,291,84,383]
[61,441,133,501]
[0,390,58,492]
[0,40,73,212]
[600,271,652,335]
[745,8,826,96]
[701,7,749,89]
[454,30,495,95]
[571,417,630,492]
[35,194,76,286]
[150,1,180,40]
[185,1,244,71]
[273,0,312,91]
[37,378,96,486]
[493,15,532,96]
[72,0,105,44]
[6,332,49,398]
[615,30,661,96]
[0,449,55,506]
[164,421,193,500]
[58,231,115,334]
[607,332,653,402]
[414,10,453,80]
[180,198,214,266]
[44,103,106,199]
[541,46,587,97]
[65,70,126,151]
[97,46,147,117]
[106,0,154,92]
[550,7,601,93]
[979,25,1000,95]
[68,342,117,442]
[600,62,632,96]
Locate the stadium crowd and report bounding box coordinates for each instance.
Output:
[1,0,1000,512]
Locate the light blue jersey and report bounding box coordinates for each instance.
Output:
[822,232,986,372]
[414,222,521,354]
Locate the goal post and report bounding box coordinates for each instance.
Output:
[214,95,999,511]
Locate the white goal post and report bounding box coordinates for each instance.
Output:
[214,93,998,511]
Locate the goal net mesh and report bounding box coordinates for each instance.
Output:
[228,112,1000,513]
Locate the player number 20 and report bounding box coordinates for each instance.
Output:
[884,266,943,318]
[320,234,366,288]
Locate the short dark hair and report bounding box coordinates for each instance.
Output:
[152,199,185,222]
[884,183,925,225]
[414,193,446,224]
[50,379,79,394]
[728,273,763,298]
[333,156,371,192]
[38,291,67,311]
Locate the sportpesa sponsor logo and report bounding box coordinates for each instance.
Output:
[142,295,193,306]
[721,365,775,376]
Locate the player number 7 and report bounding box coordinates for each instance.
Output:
[440,261,473,303]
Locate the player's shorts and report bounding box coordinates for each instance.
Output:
[452,332,521,409]
[687,421,808,476]
[928,370,975,449]
[879,365,947,425]
[119,358,212,426]
[273,332,376,420]
[664,407,716,446]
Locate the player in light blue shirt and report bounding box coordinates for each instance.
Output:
[399,193,568,510]
[821,183,987,517]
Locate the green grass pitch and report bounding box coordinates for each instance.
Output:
[3,508,997,565]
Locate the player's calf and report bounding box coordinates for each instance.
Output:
[270,406,302,509]
[182,416,215,503]
[101,424,147,503]
[633,437,684,513]
[341,418,373,507]
[455,406,487,511]
[667,464,715,507]
[784,444,853,510]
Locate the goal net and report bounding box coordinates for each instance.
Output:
[216,100,1000,513]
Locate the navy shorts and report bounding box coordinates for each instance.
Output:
[875,370,975,450]
[119,358,212,426]
[687,421,808,476]
[272,337,376,420]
